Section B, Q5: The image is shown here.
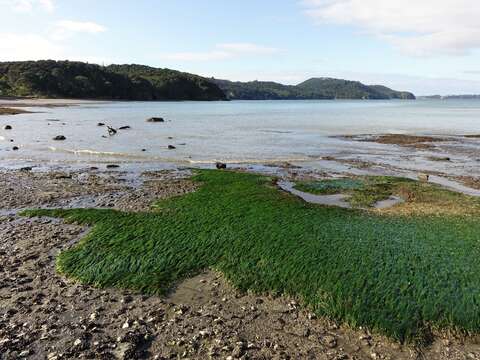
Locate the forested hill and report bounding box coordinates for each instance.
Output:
[0,60,415,101]
[213,78,416,100]
[0,61,226,101]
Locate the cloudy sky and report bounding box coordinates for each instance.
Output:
[1,0,480,95]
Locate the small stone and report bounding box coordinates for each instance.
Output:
[323,335,337,348]
[106,164,120,169]
[122,319,130,329]
[4,125,12,130]
[12,146,19,150]
[19,350,31,357]
[53,135,66,141]
[97,122,105,126]
[119,126,131,130]
[168,145,176,149]
[74,338,82,346]
[216,162,227,170]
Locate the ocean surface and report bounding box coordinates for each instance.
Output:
[2,99,480,175]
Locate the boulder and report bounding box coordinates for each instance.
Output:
[216,162,227,169]
[53,135,66,141]
[146,117,165,123]
[4,125,12,130]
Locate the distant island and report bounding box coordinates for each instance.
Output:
[0,60,415,101]
[420,95,480,100]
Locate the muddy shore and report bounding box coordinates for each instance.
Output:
[1,167,480,359]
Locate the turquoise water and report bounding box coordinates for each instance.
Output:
[1,99,480,173]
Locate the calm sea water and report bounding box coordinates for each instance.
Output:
[2,99,480,173]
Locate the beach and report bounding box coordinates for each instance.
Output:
[1,166,480,360]
[2,99,480,359]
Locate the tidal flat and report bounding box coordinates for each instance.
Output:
[3,99,480,358]
[1,165,480,359]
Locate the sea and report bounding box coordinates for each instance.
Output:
[2,99,480,177]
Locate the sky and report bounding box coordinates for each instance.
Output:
[2,0,480,95]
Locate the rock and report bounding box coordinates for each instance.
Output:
[107,126,117,136]
[146,117,165,123]
[122,319,131,329]
[19,350,31,357]
[168,145,176,150]
[90,167,99,171]
[97,122,105,126]
[73,338,83,346]
[106,164,120,169]
[216,162,227,170]
[4,125,12,130]
[12,146,19,151]
[119,126,131,130]
[53,135,66,141]
[323,335,337,348]
[20,167,32,172]
[418,173,429,182]
[141,149,146,152]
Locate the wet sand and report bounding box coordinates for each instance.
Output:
[1,167,480,359]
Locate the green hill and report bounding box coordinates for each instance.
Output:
[0,60,415,101]
[214,77,415,100]
[0,60,226,101]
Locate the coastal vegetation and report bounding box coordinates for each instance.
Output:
[214,77,415,100]
[0,60,415,101]
[0,61,226,101]
[294,176,414,208]
[22,170,480,343]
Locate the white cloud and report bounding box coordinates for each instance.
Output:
[161,43,280,62]
[5,0,54,12]
[51,20,107,40]
[0,33,63,60]
[302,0,480,56]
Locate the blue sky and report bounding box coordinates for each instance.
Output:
[1,0,480,95]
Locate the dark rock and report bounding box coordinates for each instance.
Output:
[20,167,32,171]
[53,135,66,141]
[146,117,165,123]
[97,123,105,126]
[141,149,146,152]
[106,164,120,169]
[107,126,117,136]
[119,126,131,130]
[168,145,176,150]
[4,125,12,130]
[216,162,227,169]
[90,167,99,171]
[12,146,19,151]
